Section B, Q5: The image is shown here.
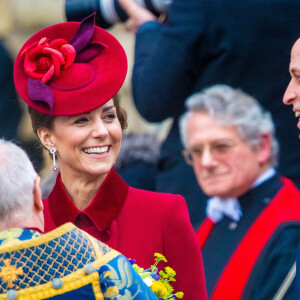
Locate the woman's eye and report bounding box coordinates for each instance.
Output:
[105,113,117,120]
[74,117,88,124]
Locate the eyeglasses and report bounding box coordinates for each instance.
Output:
[182,139,241,165]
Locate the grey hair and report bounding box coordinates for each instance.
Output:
[179,84,279,167]
[0,139,37,219]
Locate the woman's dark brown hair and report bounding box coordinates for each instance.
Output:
[28,94,128,135]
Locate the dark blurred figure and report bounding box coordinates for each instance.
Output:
[0,41,22,140]
[114,132,160,191]
[118,0,300,229]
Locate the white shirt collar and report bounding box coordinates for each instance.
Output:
[206,167,276,223]
[251,167,276,189]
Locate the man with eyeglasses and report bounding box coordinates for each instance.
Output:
[179,84,300,299]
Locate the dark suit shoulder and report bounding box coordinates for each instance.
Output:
[244,222,300,300]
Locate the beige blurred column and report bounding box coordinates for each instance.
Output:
[4,0,66,145]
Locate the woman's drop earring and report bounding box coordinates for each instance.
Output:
[50,147,57,172]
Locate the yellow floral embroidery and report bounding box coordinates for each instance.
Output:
[0,259,23,288]
[0,228,23,246]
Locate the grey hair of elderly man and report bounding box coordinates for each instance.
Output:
[0,139,43,231]
[179,84,279,168]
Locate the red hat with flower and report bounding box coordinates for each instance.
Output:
[14,13,127,116]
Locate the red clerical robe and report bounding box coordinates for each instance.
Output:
[197,177,300,299]
[43,168,207,299]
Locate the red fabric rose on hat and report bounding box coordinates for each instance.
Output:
[21,37,76,83]
[14,13,124,115]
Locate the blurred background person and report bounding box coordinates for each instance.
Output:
[117,0,300,229]
[13,14,207,299]
[0,139,158,299]
[179,84,300,299]
[114,132,160,190]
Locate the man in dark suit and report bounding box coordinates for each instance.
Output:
[178,84,300,299]
[119,0,300,229]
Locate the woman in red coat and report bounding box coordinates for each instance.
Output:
[13,13,207,299]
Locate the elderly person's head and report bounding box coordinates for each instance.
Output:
[0,140,43,231]
[179,84,278,199]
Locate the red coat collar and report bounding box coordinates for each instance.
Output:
[47,168,129,231]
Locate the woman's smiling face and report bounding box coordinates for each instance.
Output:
[40,99,122,180]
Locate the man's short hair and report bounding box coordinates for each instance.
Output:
[0,139,37,219]
[179,84,279,166]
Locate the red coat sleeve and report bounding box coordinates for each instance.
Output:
[163,194,207,299]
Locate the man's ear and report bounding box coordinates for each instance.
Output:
[33,176,43,212]
[257,134,272,164]
[37,128,55,151]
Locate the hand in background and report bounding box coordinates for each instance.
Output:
[118,0,157,33]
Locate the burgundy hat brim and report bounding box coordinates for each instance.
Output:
[14,19,127,116]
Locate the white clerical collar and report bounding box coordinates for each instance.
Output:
[206,197,242,223]
[206,167,276,223]
[251,167,276,189]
